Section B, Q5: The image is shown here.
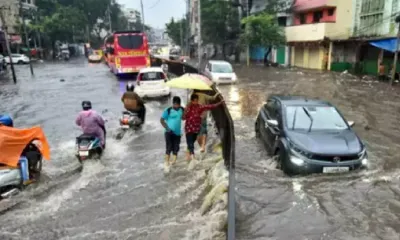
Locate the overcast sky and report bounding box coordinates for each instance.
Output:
[117,0,186,29]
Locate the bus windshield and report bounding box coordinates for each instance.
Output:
[117,35,143,49]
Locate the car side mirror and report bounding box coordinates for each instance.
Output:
[348,121,355,127]
[265,119,278,128]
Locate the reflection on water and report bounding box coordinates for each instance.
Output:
[224,85,266,120]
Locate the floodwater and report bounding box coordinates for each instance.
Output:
[216,65,400,240]
[0,59,226,240]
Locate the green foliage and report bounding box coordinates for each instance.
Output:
[165,17,187,45]
[33,0,132,45]
[240,13,286,48]
[201,0,238,45]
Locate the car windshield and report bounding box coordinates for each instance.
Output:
[117,35,143,49]
[139,71,164,81]
[285,105,348,131]
[212,63,233,73]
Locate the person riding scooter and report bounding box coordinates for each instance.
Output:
[121,82,146,124]
[75,101,106,148]
[0,114,50,184]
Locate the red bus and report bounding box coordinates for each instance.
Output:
[104,31,151,75]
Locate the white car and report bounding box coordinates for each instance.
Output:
[4,54,30,64]
[135,67,170,98]
[204,60,238,84]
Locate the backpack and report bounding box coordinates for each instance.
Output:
[167,107,184,116]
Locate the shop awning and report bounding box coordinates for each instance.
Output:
[369,38,399,52]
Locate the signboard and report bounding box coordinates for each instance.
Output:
[9,35,21,44]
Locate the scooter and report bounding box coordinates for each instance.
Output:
[75,133,105,163]
[119,111,143,130]
[0,142,43,199]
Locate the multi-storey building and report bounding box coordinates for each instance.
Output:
[0,0,36,45]
[285,0,353,70]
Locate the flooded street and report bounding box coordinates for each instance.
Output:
[217,65,400,240]
[0,59,226,240]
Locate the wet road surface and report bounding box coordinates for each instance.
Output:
[216,65,400,240]
[0,59,225,240]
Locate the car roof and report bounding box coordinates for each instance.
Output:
[269,95,333,106]
[139,67,163,73]
[209,60,231,65]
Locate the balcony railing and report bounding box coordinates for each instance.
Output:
[285,22,351,42]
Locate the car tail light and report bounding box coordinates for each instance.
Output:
[122,118,129,124]
[161,72,167,82]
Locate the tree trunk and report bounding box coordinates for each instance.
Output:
[222,43,226,60]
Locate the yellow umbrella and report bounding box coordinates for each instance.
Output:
[166,73,213,90]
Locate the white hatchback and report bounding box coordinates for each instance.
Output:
[135,67,171,98]
[204,60,237,84]
[4,54,30,64]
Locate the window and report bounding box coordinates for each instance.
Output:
[211,63,233,73]
[328,8,335,16]
[299,14,306,24]
[313,11,323,23]
[139,72,165,81]
[277,16,287,26]
[285,106,348,131]
[117,35,143,49]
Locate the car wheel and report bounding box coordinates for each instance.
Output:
[277,149,292,175]
[17,60,23,65]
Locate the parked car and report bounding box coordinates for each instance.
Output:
[204,60,237,84]
[135,67,170,98]
[255,95,368,175]
[4,54,30,64]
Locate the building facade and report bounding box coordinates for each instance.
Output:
[285,0,353,70]
[0,0,36,45]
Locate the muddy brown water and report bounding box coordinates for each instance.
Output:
[215,65,400,240]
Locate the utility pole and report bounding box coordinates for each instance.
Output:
[197,0,202,67]
[246,0,250,66]
[140,0,145,32]
[0,7,17,83]
[180,16,184,53]
[108,6,112,33]
[391,15,400,86]
[20,2,34,75]
[186,0,190,56]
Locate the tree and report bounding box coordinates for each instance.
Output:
[240,13,286,61]
[165,17,187,45]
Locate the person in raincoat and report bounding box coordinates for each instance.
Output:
[192,89,220,152]
[75,101,106,148]
[0,114,51,184]
[121,82,146,123]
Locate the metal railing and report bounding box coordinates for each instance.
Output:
[151,56,236,239]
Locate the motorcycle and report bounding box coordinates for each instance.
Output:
[119,111,143,130]
[75,134,104,163]
[0,141,43,199]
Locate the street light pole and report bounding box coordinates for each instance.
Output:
[20,2,34,75]
[246,0,250,66]
[140,0,145,32]
[391,15,400,86]
[197,0,202,68]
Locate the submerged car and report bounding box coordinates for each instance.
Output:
[88,50,103,63]
[135,67,170,98]
[255,96,368,175]
[204,60,237,84]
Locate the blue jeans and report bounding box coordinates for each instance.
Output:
[19,157,29,182]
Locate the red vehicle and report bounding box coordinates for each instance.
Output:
[104,31,151,75]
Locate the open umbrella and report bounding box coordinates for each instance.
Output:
[166,73,213,90]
